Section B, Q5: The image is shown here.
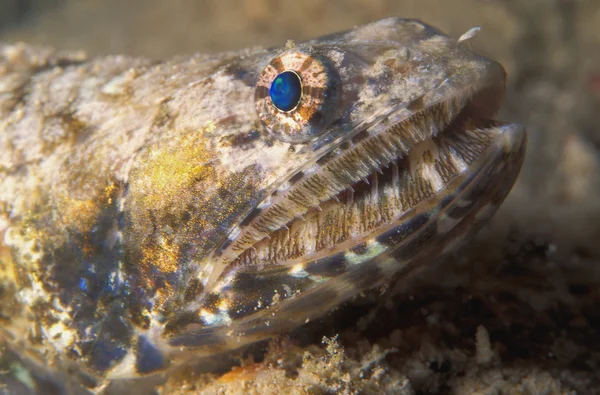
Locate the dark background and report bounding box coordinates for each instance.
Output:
[1,1,599,393]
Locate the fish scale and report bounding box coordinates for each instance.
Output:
[0,18,525,393]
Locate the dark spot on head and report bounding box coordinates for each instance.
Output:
[203,292,222,310]
[308,109,324,125]
[440,195,454,211]
[227,129,262,149]
[305,255,347,277]
[136,336,167,374]
[181,210,192,223]
[407,95,426,111]
[350,242,368,255]
[255,86,269,99]
[339,141,351,150]
[239,207,262,227]
[289,171,305,185]
[87,341,128,374]
[84,308,132,373]
[163,310,197,336]
[264,137,275,147]
[351,130,370,144]
[298,57,315,72]
[224,63,253,86]
[270,57,285,73]
[316,152,333,166]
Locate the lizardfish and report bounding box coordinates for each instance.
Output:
[0,18,525,392]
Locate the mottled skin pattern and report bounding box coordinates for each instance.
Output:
[0,19,525,392]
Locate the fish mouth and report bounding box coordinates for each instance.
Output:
[216,80,525,274]
[169,75,526,352]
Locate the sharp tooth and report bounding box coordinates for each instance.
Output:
[346,188,354,209]
[362,177,370,185]
[332,195,340,203]
[314,205,323,212]
[392,162,399,189]
[371,170,379,200]
[377,168,384,175]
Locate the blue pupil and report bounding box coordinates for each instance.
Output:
[269,71,302,112]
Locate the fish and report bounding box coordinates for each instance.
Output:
[0,18,526,392]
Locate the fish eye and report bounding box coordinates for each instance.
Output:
[255,50,340,144]
[270,71,302,112]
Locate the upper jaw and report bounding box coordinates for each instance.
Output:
[273,60,506,214]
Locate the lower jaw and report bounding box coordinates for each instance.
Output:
[167,121,525,358]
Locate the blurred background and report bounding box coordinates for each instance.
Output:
[1,1,599,393]
[0,0,598,252]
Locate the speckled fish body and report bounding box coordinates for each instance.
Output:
[0,18,525,391]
